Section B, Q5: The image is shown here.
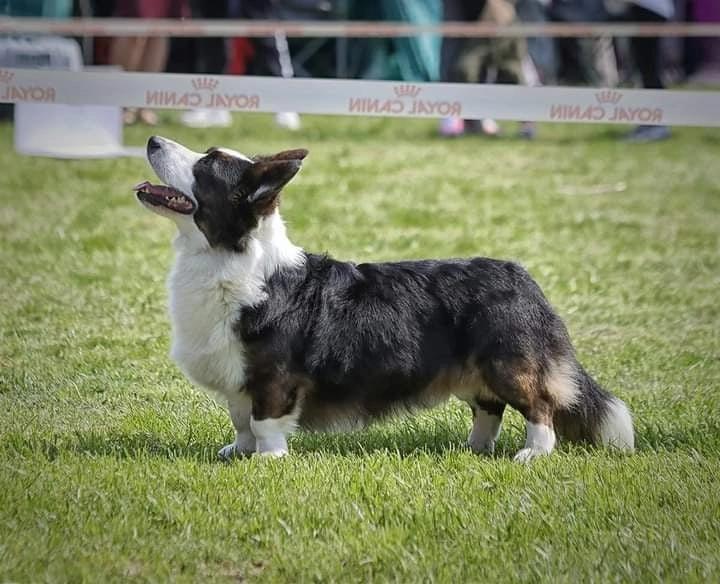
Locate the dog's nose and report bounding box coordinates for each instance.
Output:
[147,136,162,155]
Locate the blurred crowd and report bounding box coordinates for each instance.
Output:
[1,0,719,139]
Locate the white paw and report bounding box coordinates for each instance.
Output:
[513,447,551,463]
[217,443,253,460]
[256,448,288,458]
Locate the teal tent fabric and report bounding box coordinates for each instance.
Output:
[1,0,73,17]
[348,0,441,81]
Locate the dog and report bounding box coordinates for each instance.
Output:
[134,135,634,461]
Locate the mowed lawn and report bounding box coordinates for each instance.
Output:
[1,113,719,583]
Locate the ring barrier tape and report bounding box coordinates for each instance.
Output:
[1,69,719,127]
[1,17,720,38]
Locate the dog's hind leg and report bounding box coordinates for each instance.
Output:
[482,357,558,463]
[218,390,256,460]
[466,399,506,455]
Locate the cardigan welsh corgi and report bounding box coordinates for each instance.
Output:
[134,135,634,461]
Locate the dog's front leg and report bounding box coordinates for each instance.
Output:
[218,390,256,460]
[247,370,301,457]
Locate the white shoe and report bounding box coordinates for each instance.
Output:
[275,111,301,131]
[180,109,232,128]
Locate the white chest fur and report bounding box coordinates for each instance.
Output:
[166,212,303,396]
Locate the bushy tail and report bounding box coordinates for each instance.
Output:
[554,365,635,450]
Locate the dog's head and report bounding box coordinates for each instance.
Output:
[135,136,307,251]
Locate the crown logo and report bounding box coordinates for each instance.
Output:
[191,77,219,92]
[0,69,14,84]
[595,90,622,105]
[393,84,421,99]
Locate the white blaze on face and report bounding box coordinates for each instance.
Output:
[144,136,206,237]
[147,136,203,201]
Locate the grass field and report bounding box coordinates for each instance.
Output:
[1,114,719,582]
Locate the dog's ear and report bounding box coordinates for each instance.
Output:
[244,159,303,213]
[254,149,309,163]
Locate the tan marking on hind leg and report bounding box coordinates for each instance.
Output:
[484,357,559,462]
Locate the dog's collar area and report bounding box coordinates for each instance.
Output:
[134,181,196,214]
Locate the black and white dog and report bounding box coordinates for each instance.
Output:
[135,136,634,462]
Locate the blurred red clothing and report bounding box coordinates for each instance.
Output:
[114,0,189,18]
[229,38,255,75]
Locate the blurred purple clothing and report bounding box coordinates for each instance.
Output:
[693,0,720,65]
[694,0,720,22]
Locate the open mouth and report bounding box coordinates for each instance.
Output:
[134,181,196,214]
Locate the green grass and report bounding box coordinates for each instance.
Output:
[1,113,719,582]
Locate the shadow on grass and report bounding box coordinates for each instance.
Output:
[6,424,515,463]
[537,127,626,145]
[701,133,720,146]
[8,416,718,464]
[425,125,627,145]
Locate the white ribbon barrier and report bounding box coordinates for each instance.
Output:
[2,68,719,127]
[2,17,720,38]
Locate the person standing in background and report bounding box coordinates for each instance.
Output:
[229,0,301,131]
[439,0,495,137]
[178,0,233,128]
[609,0,674,141]
[110,0,190,125]
[439,0,535,138]
[516,0,557,85]
[550,0,616,86]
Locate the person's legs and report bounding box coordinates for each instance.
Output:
[629,5,664,89]
[136,37,169,125]
[191,0,227,74]
[626,5,670,141]
[140,37,169,73]
[109,36,146,71]
[489,18,535,139]
[237,0,301,130]
[109,37,147,123]
[515,0,557,84]
[112,1,182,124]
[440,0,483,83]
[439,0,490,137]
[180,0,233,127]
[240,0,283,76]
